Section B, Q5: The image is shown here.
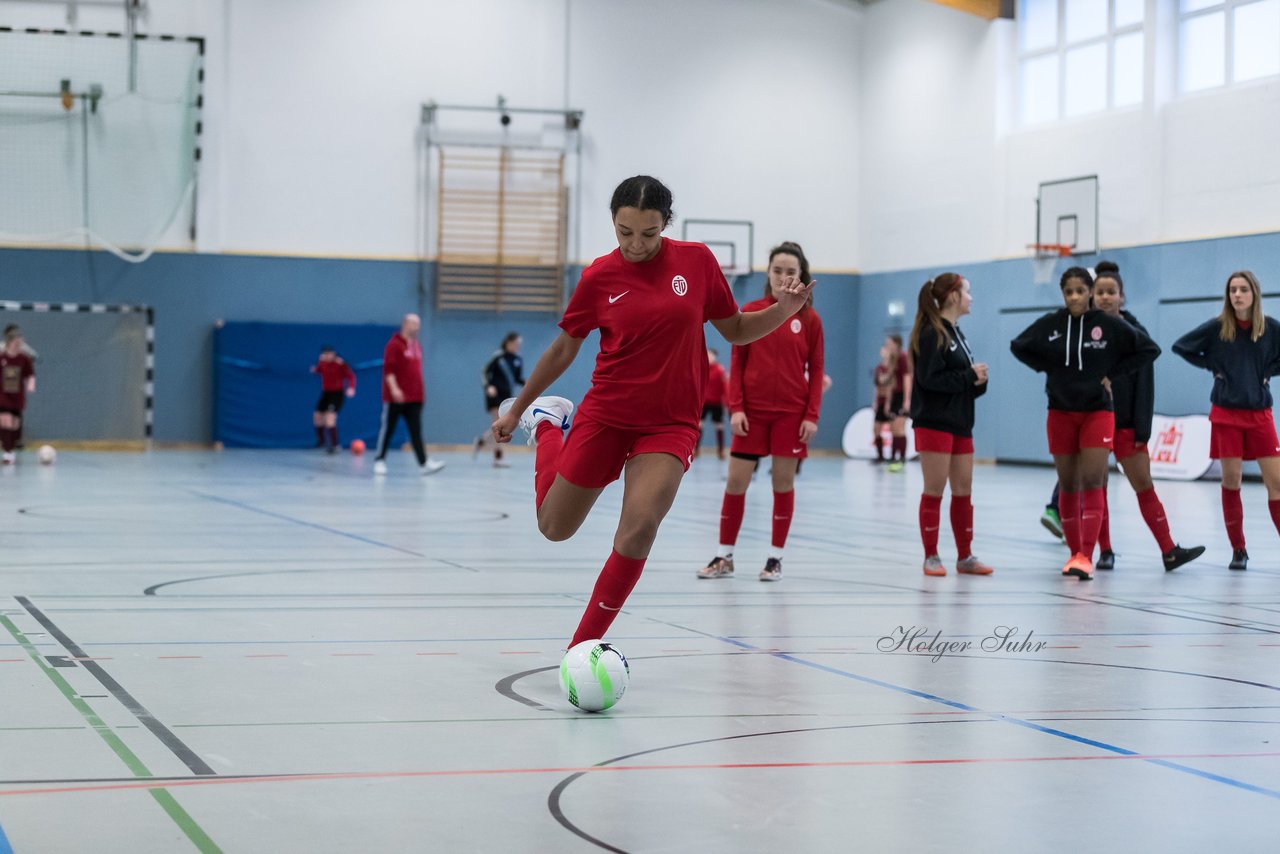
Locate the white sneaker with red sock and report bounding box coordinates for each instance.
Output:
[498,396,574,445]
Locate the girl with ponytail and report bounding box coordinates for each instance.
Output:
[907,273,992,576]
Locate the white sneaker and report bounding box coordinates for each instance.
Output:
[373,459,387,476]
[421,459,445,476]
[1,451,13,465]
[497,396,574,445]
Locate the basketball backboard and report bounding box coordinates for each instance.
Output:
[680,218,754,281]
[1037,175,1098,256]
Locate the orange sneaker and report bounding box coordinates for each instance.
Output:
[1061,552,1093,580]
[956,555,994,575]
[922,555,947,576]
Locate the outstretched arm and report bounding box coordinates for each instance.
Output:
[710,276,815,345]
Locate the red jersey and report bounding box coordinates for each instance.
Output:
[893,352,910,393]
[382,334,424,403]
[0,351,34,411]
[559,238,738,430]
[312,358,356,393]
[704,362,728,405]
[727,297,824,422]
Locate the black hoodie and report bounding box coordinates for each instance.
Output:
[1110,310,1156,442]
[910,320,986,437]
[1172,316,1280,411]
[1010,307,1160,412]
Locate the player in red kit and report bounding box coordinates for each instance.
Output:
[908,273,991,576]
[0,326,36,464]
[1173,271,1280,571]
[492,176,815,649]
[374,313,444,476]
[699,348,728,459]
[311,345,356,454]
[698,241,824,582]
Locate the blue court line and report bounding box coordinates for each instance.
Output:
[0,819,13,854]
[189,491,425,557]
[715,635,1280,800]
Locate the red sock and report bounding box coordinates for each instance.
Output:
[1080,488,1105,558]
[719,492,746,547]
[919,493,942,556]
[893,436,907,461]
[1269,499,1280,538]
[771,490,794,549]
[715,427,724,453]
[950,495,973,560]
[874,435,885,460]
[328,426,339,448]
[1136,488,1175,553]
[570,549,646,646]
[0,428,14,452]
[1222,487,1245,550]
[314,426,325,446]
[534,421,564,508]
[1059,489,1082,554]
[1097,490,1112,552]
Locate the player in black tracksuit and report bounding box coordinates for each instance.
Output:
[1173,270,1280,570]
[475,332,526,467]
[1090,267,1204,572]
[909,272,991,577]
[1010,266,1160,580]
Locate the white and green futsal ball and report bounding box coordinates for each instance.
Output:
[560,640,630,712]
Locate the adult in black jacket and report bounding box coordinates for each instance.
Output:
[908,273,991,577]
[474,332,526,467]
[1172,270,1280,570]
[1091,268,1203,572]
[1010,266,1160,580]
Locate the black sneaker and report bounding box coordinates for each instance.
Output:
[759,558,782,582]
[1163,544,1205,572]
[1229,549,1249,571]
[1096,550,1116,571]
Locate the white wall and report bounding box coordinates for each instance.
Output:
[2,0,864,269]
[858,0,1280,274]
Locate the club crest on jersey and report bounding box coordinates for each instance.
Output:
[1091,326,1103,341]
[790,319,802,334]
[671,275,688,297]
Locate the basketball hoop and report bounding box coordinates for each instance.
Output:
[1027,243,1071,285]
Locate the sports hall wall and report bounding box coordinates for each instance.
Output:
[4,1,1280,453]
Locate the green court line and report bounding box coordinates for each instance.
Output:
[0,614,222,853]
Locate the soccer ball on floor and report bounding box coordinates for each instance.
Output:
[560,640,629,712]
[37,444,56,465]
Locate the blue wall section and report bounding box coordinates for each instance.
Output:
[856,231,1280,462]
[4,232,1277,450]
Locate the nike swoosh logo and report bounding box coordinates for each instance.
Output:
[598,603,621,611]
[792,447,803,453]
[608,291,629,304]
[1048,333,1062,341]
[1103,437,1113,442]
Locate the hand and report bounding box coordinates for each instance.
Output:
[972,363,989,385]
[492,408,520,445]
[775,275,817,315]
[730,411,749,437]
[486,385,497,398]
[798,420,818,444]
[1101,377,1112,395]
[345,388,355,398]
[390,387,405,403]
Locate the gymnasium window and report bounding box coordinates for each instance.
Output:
[1179,0,1280,93]
[1017,0,1146,125]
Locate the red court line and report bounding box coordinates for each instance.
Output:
[4,751,1278,798]
[1116,645,1152,648]
[0,659,24,663]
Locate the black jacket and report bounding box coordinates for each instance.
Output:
[483,350,525,400]
[1010,308,1160,412]
[1172,316,1280,411]
[1110,310,1157,442]
[910,320,986,437]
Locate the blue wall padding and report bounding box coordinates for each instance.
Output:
[214,322,398,448]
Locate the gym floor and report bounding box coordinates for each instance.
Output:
[2,449,1278,852]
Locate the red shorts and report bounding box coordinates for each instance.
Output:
[1111,428,1147,461]
[914,427,974,455]
[1046,409,1114,455]
[1209,406,1280,461]
[729,411,809,459]
[556,413,699,489]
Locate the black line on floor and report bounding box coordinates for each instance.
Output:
[14,596,217,777]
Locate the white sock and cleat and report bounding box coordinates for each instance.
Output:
[421,459,446,476]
